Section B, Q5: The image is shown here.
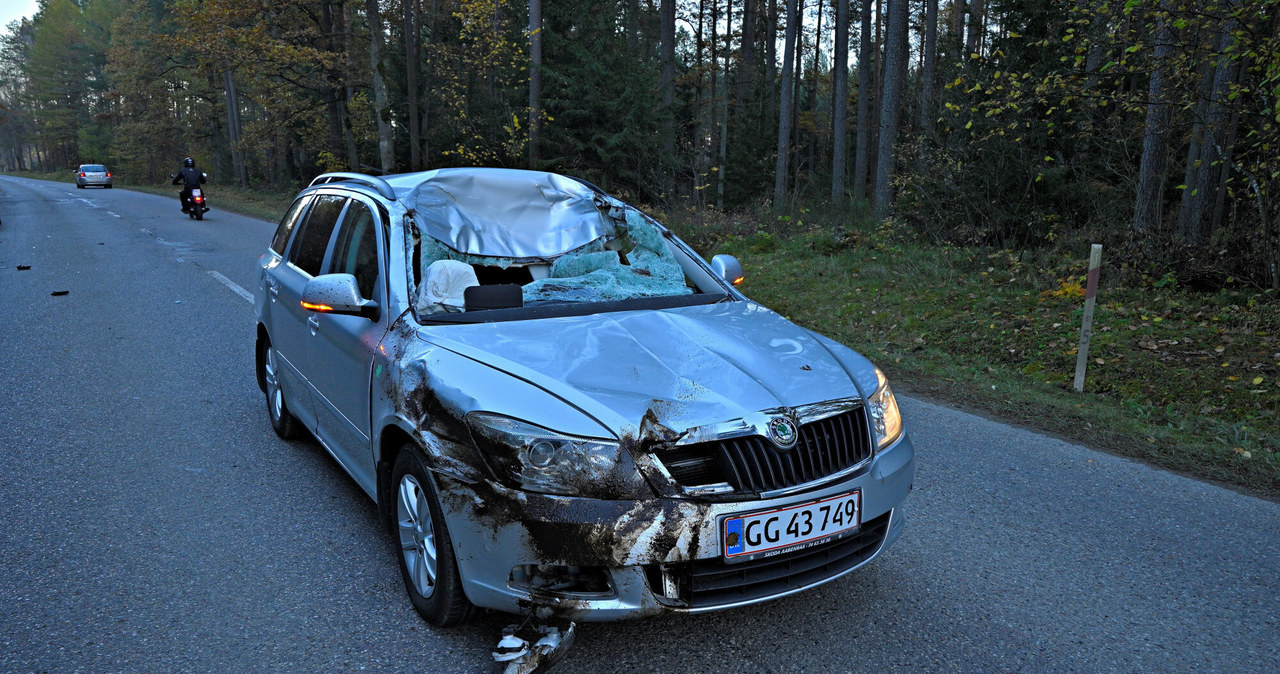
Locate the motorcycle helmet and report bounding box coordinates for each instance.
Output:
[183,157,194,168]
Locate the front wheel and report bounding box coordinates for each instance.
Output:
[393,446,473,627]
[260,341,299,439]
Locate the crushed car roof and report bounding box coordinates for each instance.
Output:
[388,167,613,260]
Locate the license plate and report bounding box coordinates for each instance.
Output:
[722,491,861,562]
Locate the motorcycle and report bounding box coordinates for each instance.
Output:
[170,172,210,220]
[187,187,208,221]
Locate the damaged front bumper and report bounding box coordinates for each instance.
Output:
[435,432,915,622]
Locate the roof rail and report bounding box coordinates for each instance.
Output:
[308,172,396,200]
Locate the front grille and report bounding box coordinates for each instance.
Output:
[646,511,891,609]
[657,408,873,494]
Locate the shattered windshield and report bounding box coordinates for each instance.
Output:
[406,170,709,318]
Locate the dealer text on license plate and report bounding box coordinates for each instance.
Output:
[722,491,861,561]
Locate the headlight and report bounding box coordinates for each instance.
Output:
[467,413,651,499]
[868,367,903,449]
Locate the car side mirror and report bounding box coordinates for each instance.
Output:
[301,274,380,321]
[710,254,745,287]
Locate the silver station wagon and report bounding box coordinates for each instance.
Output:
[75,164,113,188]
[253,168,915,626]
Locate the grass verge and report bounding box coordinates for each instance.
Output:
[691,213,1279,499]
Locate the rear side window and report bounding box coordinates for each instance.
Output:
[327,200,380,300]
[287,195,347,276]
[271,195,313,255]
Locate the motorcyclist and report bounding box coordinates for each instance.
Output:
[171,157,207,213]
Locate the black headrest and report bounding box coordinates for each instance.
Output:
[464,284,524,310]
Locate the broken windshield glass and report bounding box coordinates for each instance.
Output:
[413,202,692,314]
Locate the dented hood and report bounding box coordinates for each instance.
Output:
[414,301,879,438]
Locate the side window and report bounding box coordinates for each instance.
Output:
[270,195,312,255]
[287,194,347,276]
[327,200,381,300]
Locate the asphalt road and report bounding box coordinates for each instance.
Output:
[1,175,1277,673]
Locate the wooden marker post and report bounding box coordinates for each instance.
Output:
[1073,244,1103,393]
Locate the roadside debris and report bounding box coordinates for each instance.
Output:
[50,290,69,296]
[491,617,576,674]
[17,264,30,270]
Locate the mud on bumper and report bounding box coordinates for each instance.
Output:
[434,434,914,621]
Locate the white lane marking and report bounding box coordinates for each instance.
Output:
[208,271,254,304]
[107,212,121,218]
[77,198,100,208]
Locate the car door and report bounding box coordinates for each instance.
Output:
[305,196,386,495]
[268,192,350,432]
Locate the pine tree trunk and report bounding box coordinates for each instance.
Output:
[964,0,983,59]
[528,0,542,168]
[222,70,247,186]
[872,0,908,219]
[773,0,800,211]
[807,1,822,177]
[717,0,732,210]
[919,0,937,149]
[832,0,850,201]
[1179,15,1239,245]
[709,0,719,204]
[950,0,965,51]
[364,0,394,172]
[1131,6,1175,238]
[735,0,756,109]
[853,0,874,200]
[336,1,362,171]
[404,0,421,170]
[766,0,777,99]
[660,0,676,159]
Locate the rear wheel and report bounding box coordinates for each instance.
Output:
[393,446,472,627]
[260,340,299,439]
[195,209,203,221]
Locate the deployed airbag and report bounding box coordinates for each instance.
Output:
[419,259,479,314]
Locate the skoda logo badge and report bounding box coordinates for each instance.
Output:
[767,416,798,450]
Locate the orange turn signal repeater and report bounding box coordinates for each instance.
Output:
[732,276,745,286]
[301,301,334,312]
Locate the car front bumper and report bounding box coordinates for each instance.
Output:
[435,432,915,621]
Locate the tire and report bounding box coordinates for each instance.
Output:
[392,446,473,627]
[260,341,300,439]
[106,185,113,189]
[76,184,84,189]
